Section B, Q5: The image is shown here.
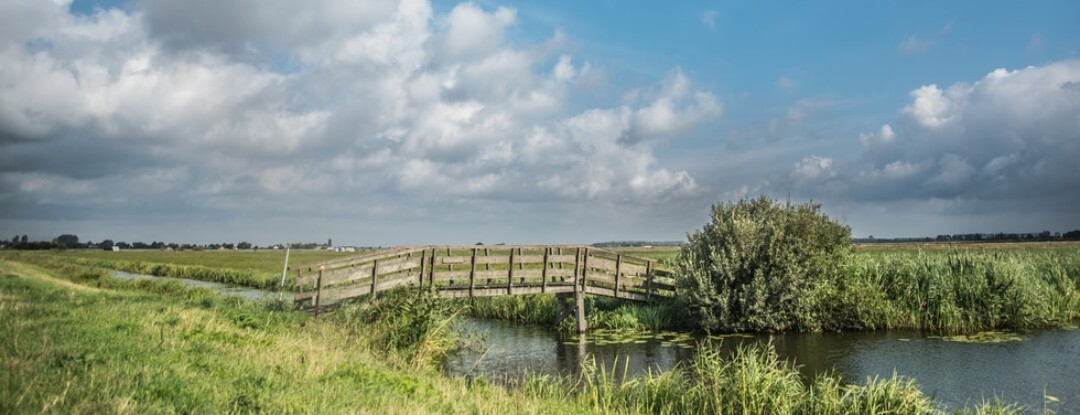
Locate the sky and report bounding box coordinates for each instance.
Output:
[1,0,1078,246]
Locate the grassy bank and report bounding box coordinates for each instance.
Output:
[0,258,583,414]
[0,249,353,289]
[1,258,1026,414]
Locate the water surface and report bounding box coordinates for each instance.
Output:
[446,318,1080,413]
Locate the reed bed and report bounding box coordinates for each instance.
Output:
[816,250,1080,333]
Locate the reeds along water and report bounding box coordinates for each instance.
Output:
[514,341,1022,414]
[820,250,1080,333]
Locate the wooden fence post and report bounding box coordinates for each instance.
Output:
[614,254,622,299]
[573,248,581,294]
[581,248,589,291]
[315,266,324,318]
[428,248,436,288]
[447,247,454,286]
[371,259,379,297]
[507,248,515,295]
[484,247,492,285]
[557,247,564,282]
[469,248,477,297]
[575,248,587,333]
[645,261,654,302]
[418,249,427,288]
[541,247,549,293]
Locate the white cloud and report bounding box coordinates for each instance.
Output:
[700,10,718,29]
[791,156,835,183]
[553,55,576,81]
[786,60,1080,212]
[902,84,958,128]
[0,0,722,240]
[775,76,798,93]
[620,69,723,145]
[859,124,895,148]
[899,35,934,54]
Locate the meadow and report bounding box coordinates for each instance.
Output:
[0,249,354,289]
[0,256,1026,414]
[5,242,1078,334]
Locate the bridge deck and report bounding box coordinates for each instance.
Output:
[292,245,675,309]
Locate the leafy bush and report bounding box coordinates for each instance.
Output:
[675,196,852,332]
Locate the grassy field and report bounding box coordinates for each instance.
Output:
[28,248,355,273]
[0,257,1024,414]
[0,249,356,289]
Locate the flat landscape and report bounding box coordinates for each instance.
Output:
[3,239,1077,414]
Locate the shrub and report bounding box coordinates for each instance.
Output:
[675,196,852,332]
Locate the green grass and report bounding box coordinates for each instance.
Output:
[814,248,1080,333]
[0,258,585,414]
[460,295,681,333]
[30,248,355,272]
[0,258,1032,414]
[0,249,355,289]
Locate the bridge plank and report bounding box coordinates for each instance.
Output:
[294,245,674,309]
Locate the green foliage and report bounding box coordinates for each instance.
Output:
[463,295,557,324]
[676,196,852,332]
[338,287,462,368]
[819,250,1080,333]
[540,341,1018,415]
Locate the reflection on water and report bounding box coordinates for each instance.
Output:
[446,318,1080,414]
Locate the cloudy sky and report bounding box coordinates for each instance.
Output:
[1,0,1078,245]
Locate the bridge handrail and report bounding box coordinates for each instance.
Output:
[293,245,676,310]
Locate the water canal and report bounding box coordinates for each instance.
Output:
[446,318,1080,414]
[106,270,1078,413]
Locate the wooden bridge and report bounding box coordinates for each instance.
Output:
[292,246,676,332]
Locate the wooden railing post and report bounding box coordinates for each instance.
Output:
[557,247,564,282]
[613,254,622,299]
[419,249,427,288]
[517,247,524,284]
[573,247,581,294]
[371,259,379,297]
[315,266,324,318]
[507,248,515,295]
[469,248,477,297]
[645,261,654,301]
[575,248,587,333]
[447,248,454,286]
[581,248,589,291]
[428,248,437,288]
[484,247,492,285]
[541,247,549,293]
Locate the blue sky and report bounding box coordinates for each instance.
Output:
[2,0,1078,245]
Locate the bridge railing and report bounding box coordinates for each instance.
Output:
[292,246,675,309]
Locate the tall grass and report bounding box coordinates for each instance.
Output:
[332,287,463,368]
[462,295,681,332]
[517,342,1022,414]
[815,250,1080,333]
